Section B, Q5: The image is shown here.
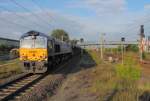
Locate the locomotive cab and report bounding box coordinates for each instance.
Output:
[19,31,48,73]
[19,30,73,73]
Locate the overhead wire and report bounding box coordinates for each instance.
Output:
[0,5,49,31]
[0,32,20,39]
[0,16,32,30]
[123,14,150,35]
[10,0,52,29]
[31,0,57,28]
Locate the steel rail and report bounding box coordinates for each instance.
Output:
[0,54,79,101]
[0,73,45,101]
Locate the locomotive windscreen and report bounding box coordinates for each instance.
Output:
[20,36,47,48]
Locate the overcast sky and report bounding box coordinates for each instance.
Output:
[0,0,150,42]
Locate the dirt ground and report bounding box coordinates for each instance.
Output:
[49,69,98,101]
[48,54,99,101]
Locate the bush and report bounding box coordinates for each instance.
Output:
[116,54,141,81]
[126,44,139,52]
[116,64,141,81]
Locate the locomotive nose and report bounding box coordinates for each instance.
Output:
[32,54,35,57]
[20,48,48,61]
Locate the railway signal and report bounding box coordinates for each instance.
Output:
[80,38,84,56]
[139,25,145,62]
[121,37,125,65]
[100,33,105,60]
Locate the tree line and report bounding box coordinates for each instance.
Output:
[51,29,83,45]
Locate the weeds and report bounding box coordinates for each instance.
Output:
[112,52,144,101]
[85,50,146,101]
[139,82,150,90]
[145,53,150,60]
[84,50,118,100]
[86,50,103,64]
[116,64,141,81]
[0,58,18,65]
[116,53,141,81]
[0,59,22,79]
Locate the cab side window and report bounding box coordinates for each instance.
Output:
[55,44,60,52]
[48,41,53,49]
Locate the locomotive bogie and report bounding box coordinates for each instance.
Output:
[22,61,48,73]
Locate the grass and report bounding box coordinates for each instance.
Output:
[83,50,118,100]
[115,53,141,81]
[139,82,150,90]
[145,53,150,60]
[0,58,19,65]
[90,63,118,100]
[83,50,149,101]
[86,49,103,64]
[0,59,22,79]
[112,89,142,101]
[112,53,143,101]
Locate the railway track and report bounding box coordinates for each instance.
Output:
[0,55,79,101]
[0,66,63,101]
[0,73,46,101]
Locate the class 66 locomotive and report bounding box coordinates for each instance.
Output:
[19,31,73,73]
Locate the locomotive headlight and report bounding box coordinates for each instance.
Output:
[41,55,47,59]
[42,55,47,60]
[38,54,47,61]
[44,57,48,61]
[42,53,47,58]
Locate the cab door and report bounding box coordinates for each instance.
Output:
[47,40,54,55]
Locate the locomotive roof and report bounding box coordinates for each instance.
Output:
[20,30,53,40]
[20,30,71,45]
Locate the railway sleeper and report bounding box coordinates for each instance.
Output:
[0,75,43,101]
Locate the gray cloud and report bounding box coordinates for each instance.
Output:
[68,0,127,16]
[0,10,83,40]
[66,0,150,41]
[0,0,150,42]
[144,4,150,10]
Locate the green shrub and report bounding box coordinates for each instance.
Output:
[116,64,141,81]
[116,54,141,81]
[126,44,139,52]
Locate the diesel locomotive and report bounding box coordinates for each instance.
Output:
[19,31,73,73]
